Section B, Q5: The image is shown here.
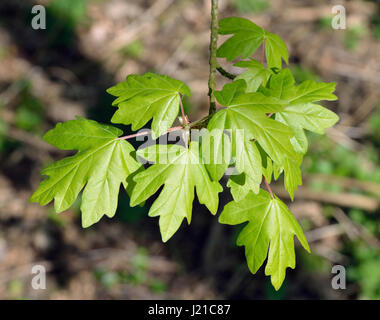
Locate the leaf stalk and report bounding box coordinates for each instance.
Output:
[118,126,183,140]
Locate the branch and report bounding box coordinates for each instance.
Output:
[188,115,212,129]
[208,0,219,116]
[118,126,183,140]
[264,176,274,199]
[261,39,266,66]
[217,66,236,80]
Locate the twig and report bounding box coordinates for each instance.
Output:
[188,114,212,129]
[261,39,266,65]
[264,176,274,199]
[118,126,183,140]
[216,66,236,80]
[208,0,219,116]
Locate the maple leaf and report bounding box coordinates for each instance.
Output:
[275,101,339,154]
[200,129,232,181]
[208,80,296,167]
[261,154,273,184]
[130,142,222,242]
[107,73,191,139]
[257,69,338,198]
[217,17,289,69]
[234,59,273,92]
[206,80,297,199]
[30,118,141,227]
[219,190,310,290]
[282,155,303,201]
[227,132,262,201]
[260,68,337,104]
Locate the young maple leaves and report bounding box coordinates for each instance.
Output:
[31,17,338,290]
[217,17,289,68]
[132,142,222,242]
[219,190,310,290]
[108,73,191,139]
[30,118,141,228]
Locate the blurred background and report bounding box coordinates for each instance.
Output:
[0,0,379,300]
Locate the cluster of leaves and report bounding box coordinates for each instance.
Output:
[31,17,338,290]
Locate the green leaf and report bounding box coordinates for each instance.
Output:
[264,32,289,69]
[215,80,285,113]
[273,161,282,180]
[208,82,296,166]
[281,123,308,154]
[234,59,273,92]
[217,17,289,68]
[131,142,222,242]
[217,17,264,61]
[261,69,339,154]
[282,156,302,200]
[227,132,262,201]
[107,73,190,139]
[219,190,310,290]
[214,79,247,106]
[278,103,339,135]
[227,173,250,202]
[201,129,232,181]
[262,69,337,104]
[260,68,295,100]
[30,118,141,228]
[262,156,273,184]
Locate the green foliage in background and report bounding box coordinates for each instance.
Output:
[234,0,269,13]
[94,247,168,293]
[344,26,366,51]
[349,243,380,299]
[48,0,87,29]
[120,40,145,59]
[0,79,45,153]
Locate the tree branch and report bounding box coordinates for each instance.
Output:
[118,126,183,140]
[208,0,219,116]
[217,66,236,80]
[261,39,266,66]
[264,176,274,199]
[188,115,212,129]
